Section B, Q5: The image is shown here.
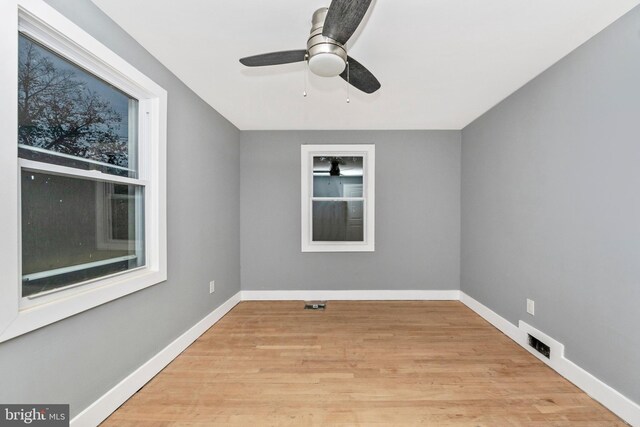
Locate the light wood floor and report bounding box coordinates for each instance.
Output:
[104,301,625,426]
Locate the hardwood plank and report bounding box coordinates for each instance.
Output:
[103,301,626,426]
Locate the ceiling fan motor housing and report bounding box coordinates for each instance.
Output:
[307,8,347,77]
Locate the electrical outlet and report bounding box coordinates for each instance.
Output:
[209,281,215,294]
[526,298,535,316]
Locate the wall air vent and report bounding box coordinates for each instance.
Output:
[528,334,551,359]
[304,301,326,310]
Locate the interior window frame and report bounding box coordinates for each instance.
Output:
[301,144,375,252]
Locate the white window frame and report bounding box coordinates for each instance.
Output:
[301,144,375,252]
[0,0,167,342]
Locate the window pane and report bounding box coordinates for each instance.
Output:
[21,171,145,297]
[313,156,363,197]
[312,201,364,242]
[18,33,138,178]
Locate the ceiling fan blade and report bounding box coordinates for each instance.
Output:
[340,56,380,94]
[239,50,307,67]
[322,0,372,45]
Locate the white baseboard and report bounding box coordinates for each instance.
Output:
[555,356,639,427]
[241,289,461,301]
[460,292,640,427]
[70,291,241,427]
[459,291,524,344]
[71,289,639,427]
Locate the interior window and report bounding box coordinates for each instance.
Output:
[301,145,375,252]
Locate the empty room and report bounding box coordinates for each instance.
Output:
[1,0,639,425]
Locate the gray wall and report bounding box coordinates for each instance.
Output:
[3,0,638,418]
[241,131,461,291]
[461,6,640,403]
[0,0,241,417]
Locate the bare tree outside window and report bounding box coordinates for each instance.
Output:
[18,34,135,172]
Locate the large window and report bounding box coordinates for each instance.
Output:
[19,34,145,299]
[301,145,375,252]
[0,0,167,341]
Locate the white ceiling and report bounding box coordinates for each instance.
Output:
[92,0,639,130]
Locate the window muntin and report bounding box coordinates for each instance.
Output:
[302,145,375,252]
[18,33,138,179]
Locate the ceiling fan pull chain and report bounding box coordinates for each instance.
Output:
[303,54,309,98]
[346,61,350,103]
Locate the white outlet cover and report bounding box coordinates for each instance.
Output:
[209,281,215,294]
[526,298,535,316]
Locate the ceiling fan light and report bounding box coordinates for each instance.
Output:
[308,53,346,77]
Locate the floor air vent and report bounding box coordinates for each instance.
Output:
[304,301,326,310]
[528,334,550,359]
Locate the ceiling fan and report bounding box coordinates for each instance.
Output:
[239,0,381,94]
